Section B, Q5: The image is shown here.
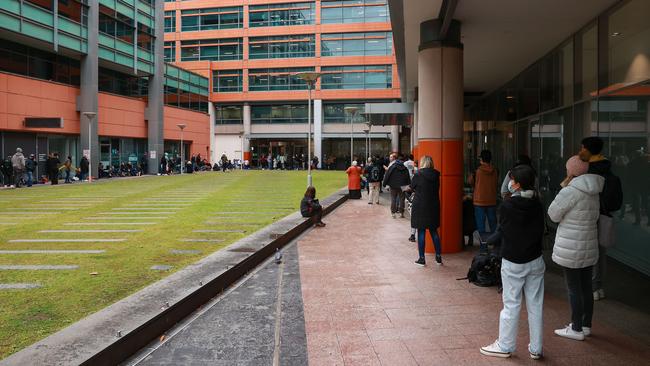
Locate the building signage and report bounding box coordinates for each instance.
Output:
[24,117,64,128]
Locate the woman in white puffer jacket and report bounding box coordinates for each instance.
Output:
[548,155,604,342]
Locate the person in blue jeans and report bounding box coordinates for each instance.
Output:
[25,154,36,187]
[481,164,546,360]
[470,150,498,252]
[409,155,442,266]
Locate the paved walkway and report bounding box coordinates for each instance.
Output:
[297,194,650,365]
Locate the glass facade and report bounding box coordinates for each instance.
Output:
[164,41,175,62]
[27,0,88,25]
[180,38,243,61]
[99,5,135,44]
[321,65,392,89]
[321,0,389,24]
[164,11,176,32]
[181,7,243,31]
[249,2,315,27]
[323,102,365,123]
[465,0,650,275]
[213,70,243,92]
[249,67,314,91]
[0,39,81,86]
[249,35,315,59]
[215,105,243,124]
[98,67,148,98]
[251,104,308,123]
[321,32,393,57]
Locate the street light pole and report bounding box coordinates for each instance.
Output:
[81,112,96,183]
[344,106,360,166]
[296,72,322,187]
[177,123,186,175]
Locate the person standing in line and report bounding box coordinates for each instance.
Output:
[364,157,381,205]
[410,155,442,266]
[383,153,411,218]
[500,155,533,199]
[404,154,417,242]
[80,155,89,181]
[47,153,61,185]
[25,154,36,187]
[300,186,326,227]
[480,165,546,360]
[63,155,73,183]
[578,136,623,301]
[1,155,12,187]
[469,150,498,251]
[346,161,363,199]
[11,148,26,188]
[548,156,603,341]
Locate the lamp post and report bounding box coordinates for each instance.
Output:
[344,106,360,166]
[363,126,370,161]
[296,71,321,187]
[177,123,186,174]
[81,112,96,183]
[366,121,372,159]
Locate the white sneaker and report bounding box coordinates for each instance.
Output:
[598,289,605,299]
[554,325,585,341]
[528,344,542,360]
[480,340,511,358]
[593,291,601,301]
[391,213,397,219]
[569,323,591,336]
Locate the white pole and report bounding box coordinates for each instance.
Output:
[88,117,92,183]
[180,131,183,175]
[307,83,312,187]
[369,125,372,158]
[350,113,354,166]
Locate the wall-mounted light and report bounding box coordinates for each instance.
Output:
[611,32,621,37]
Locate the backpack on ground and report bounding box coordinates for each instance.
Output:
[459,252,502,288]
[600,171,623,214]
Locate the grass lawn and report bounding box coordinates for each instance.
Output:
[0,170,344,359]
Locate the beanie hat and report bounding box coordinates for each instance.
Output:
[566,155,588,177]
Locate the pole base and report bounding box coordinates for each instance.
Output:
[307,174,312,187]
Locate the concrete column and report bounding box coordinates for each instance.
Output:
[79,0,99,177]
[390,126,399,152]
[313,99,323,168]
[243,103,251,161]
[208,102,216,164]
[412,100,419,159]
[647,101,650,151]
[146,0,165,175]
[418,19,464,254]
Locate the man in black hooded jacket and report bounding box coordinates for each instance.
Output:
[383,153,411,218]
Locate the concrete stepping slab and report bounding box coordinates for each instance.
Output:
[178,239,224,243]
[8,239,126,242]
[39,230,142,233]
[204,222,263,226]
[0,223,17,225]
[100,212,176,215]
[126,204,192,206]
[0,212,61,215]
[0,250,105,254]
[212,211,285,214]
[85,217,168,220]
[111,208,180,211]
[0,265,79,270]
[192,230,245,233]
[150,265,173,271]
[170,250,201,255]
[65,222,157,226]
[2,207,79,210]
[0,283,42,289]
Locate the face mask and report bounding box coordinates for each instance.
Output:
[508,179,518,194]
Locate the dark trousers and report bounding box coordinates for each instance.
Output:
[13,169,23,187]
[306,206,323,225]
[417,228,441,259]
[563,266,593,331]
[49,171,58,185]
[390,188,405,214]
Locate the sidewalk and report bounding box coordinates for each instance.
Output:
[297,193,650,365]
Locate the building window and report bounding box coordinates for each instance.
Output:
[181,7,243,31]
[216,105,243,124]
[98,67,148,97]
[323,103,365,123]
[164,84,209,113]
[164,41,175,62]
[321,65,392,89]
[164,11,176,32]
[137,22,155,52]
[249,35,315,59]
[0,39,81,86]
[99,5,135,44]
[180,38,243,61]
[249,2,315,27]
[321,0,389,24]
[321,32,393,56]
[249,67,314,91]
[251,104,308,124]
[213,70,243,92]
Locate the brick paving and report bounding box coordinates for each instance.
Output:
[297,195,650,365]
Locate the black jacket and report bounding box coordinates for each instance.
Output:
[382,160,410,188]
[498,194,545,264]
[80,157,89,173]
[46,157,60,173]
[300,197,319,217]
[25,159,36,172]
[410,168,441,230]
[588,159,623,214]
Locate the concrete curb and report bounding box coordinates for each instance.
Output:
[1,189,348,366]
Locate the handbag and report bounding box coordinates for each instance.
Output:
[597,214,616,248]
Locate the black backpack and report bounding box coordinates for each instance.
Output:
[369,165,380,182]
[461,253,502,287]
[600,171,623,214]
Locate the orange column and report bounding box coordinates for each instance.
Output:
[417,20,464,254]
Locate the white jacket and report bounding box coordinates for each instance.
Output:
[548,174,604,269]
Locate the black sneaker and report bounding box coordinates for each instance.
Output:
[414,258,425,267]
[435,255,443,265]
[408,235,416,242]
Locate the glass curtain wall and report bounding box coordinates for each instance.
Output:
[249,67,314,91]
[464,0,650,275]
[251,104,308,124]
[215,105,244,124]
[180,38,243,61]
[181,7,243,31]
[249,2,315,27]
[321,65,392,89]
[321,32,393,56]
[213,70,243,92]
[248,35,315,59]
[321,0,390,24]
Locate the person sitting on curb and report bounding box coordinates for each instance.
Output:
[300,186,326,228]
[480,164,546,360]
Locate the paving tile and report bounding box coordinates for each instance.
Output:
[0,265,78,270]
